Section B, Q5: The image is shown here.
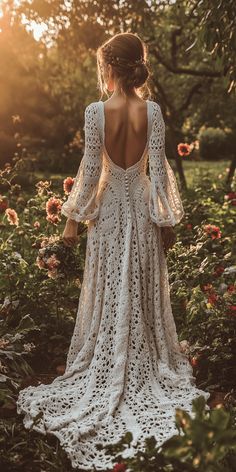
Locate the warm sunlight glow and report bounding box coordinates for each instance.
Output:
[0,1,48,41]
[24,19,48,41]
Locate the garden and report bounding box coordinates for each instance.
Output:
[0,1,236,471]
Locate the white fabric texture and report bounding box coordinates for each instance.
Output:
[16,100,210,471]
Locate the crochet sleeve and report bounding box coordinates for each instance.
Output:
[61,102,103,223]
[148,102,185,227]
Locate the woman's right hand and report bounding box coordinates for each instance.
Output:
[161,226,176,254]
[62,219,79,247]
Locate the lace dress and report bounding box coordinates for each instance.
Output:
[16,100,210,471]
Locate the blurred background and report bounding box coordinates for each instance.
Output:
[0,0,235,186]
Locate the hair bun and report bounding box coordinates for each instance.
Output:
[132,62,149,88]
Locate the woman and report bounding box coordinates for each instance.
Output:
[17,32,210,471]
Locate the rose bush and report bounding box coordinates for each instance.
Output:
[168,171,236,392]
[0,158,87,416]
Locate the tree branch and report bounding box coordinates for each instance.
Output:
[151,48,222,78]
[170,28,182,68]
[178,82,203,112]
[151,76,174,114]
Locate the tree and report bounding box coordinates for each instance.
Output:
[196,0,236,185]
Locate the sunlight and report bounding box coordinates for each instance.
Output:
[22,18,48,41]
[0,1,48,40]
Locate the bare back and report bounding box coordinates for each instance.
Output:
[103,97,148,171]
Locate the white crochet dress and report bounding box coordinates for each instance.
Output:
[16,100,210,470]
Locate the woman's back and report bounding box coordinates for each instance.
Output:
[103,97,148,170]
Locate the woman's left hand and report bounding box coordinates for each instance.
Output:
[161,226,176,254]
[62,219,79,247]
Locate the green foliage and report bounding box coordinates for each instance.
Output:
[35,147,84,174]
[198,0,236,92]
[0,157,88,414]
[0,325,37,410]
[0,416,72,472]
[167,172,236,391]
[198,127,234,161]
[101,396,236,472]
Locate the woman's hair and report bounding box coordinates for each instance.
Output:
[97,33,151,99]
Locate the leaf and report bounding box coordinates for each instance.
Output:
[162,434,182,450]
[192,395,207,416]
[175,408,192,430]
[210,408,230,430]
[185,38,198,52]
[16,314,36,332]
[144,435,157,451]
[31,410,44,426]
[123,431,133,445]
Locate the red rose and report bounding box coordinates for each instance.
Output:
[204,224,222,240]
[113,463,127,472]
[226,192,236,200]
[224,192,236,205]
[45,197,62,225]
[207,292,218,305]
[190,356,198,367]
[46,197,62,216]
[213,265,224,277]
[202,284,213,293]
[227,285,236,293]
[226,305,236,317]
[177,143,191,157]
[63,177,74,195]
[0,197,8,213]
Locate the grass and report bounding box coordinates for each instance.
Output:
[33,159,231,187]
[182,159,231,187]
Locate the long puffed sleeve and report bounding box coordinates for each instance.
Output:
[61,102,103,223]
[148,102,185,227]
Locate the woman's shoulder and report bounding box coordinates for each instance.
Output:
[148,100,164,123]
[85,101,101,114]
[148,99,162,111]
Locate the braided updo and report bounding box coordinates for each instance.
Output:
[97,33,151,97]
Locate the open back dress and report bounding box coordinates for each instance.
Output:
[16,100,210,470]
